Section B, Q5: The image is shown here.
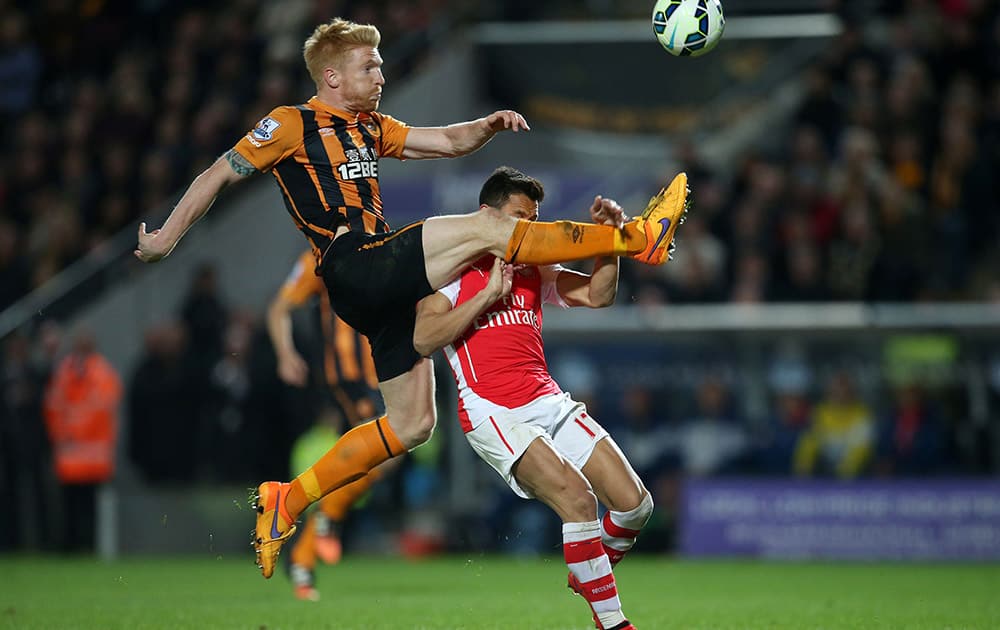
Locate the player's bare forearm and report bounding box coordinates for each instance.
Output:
[266,298,297,359]
[556,260,618,308]
[401,121,492,159]
[158,182,217,241]
[267,297,309,386]
[587,256,619,308]
[135,152,251,262]
[449,110,530,155]
[414,289,496,356]
[415,259,511,355]
[577,194,622,307]
[442,119,497,156]
[402,111,529,159]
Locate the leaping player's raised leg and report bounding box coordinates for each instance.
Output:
[419,173,690,291]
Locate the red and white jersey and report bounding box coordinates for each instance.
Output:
[440,256,568,432]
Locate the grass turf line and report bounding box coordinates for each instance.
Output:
[2,556,998,629]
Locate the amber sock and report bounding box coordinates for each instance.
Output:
[504,219,646,265]
[317,466,385,522]
[285,417,403,520]
[289,513,317,569]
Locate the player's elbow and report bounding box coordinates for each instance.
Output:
[590,288,617,308]
[267,298,290,322]
[412,330,438,357]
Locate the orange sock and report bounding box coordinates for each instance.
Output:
[318,466,384,522]
[285,416,403,520]
[504,219,646,265]
[289,513,317,569]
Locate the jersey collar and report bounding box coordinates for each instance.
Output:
[308,96,370,122]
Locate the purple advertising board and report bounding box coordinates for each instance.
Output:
[680,479,1000,560]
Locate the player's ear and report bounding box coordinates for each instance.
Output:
[325,67,339,89]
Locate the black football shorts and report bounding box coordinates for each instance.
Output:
[322,222,434,381]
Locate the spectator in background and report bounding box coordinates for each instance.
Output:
[128,321,198,484]
[756,357,813,475]
[795,68,842,151]
[201,313,255,482]
[614,384,678,554]
[989,355,1000,475]
[0,11,42,115]
[677,377,749,476]
[181,262,227,371]
[0,331,58,551]
[180,263,228,442]
[867,180,927,301]
[774,240,828,302]
[0,219,30,311]
[616,384,677,480]
[660,215,727,303]
[43,329,122,552]
[826,193,880,301]
[874,382,949,477]
[794,371,874,479]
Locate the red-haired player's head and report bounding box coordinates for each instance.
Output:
[304,18,384,114]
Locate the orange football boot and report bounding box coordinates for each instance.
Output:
[629,172,690,265]
[252,481,297,578]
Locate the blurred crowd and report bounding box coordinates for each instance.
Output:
[616,1,1000,304]
[0,0,451,312]
[2,1,997,312]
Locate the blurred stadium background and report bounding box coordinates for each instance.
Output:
[1,0,999,626]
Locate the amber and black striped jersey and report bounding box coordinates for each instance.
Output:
[234,96,411,267]
[279,250,379,393]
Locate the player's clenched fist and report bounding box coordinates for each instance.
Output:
[484,110,530,133]
[485,257,515,301]
[134,222,169,263]
[589,195,627,228]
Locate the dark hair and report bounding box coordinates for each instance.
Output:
[478,166,545,208]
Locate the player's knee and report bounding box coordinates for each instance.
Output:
[474,206,516,253]
[617,490,654,529]
[391,407,436,449]
[409,409,436,446]
[561,478,598,522]
[571,489,599,522]
[606,477,651,514]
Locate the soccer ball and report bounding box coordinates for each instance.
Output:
[652,0,725,57]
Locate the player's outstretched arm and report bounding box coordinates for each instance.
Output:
[413,258,513,356]
[401,110,530,160]
[134,150,255,262]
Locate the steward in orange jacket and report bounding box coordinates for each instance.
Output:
[43,338,122,485]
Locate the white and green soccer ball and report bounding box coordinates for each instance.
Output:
[652,0,725,57]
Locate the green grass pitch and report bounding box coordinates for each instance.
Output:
[1,555,998,629]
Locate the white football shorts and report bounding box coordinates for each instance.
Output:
[464,392,609,499]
